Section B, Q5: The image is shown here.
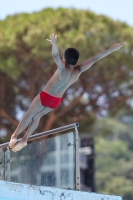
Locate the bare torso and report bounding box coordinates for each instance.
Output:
[43,64,81,97]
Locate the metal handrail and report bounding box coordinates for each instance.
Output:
[0,122,79,149]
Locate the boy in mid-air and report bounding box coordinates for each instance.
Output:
[9,34,125,152]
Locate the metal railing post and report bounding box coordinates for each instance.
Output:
[6,147,11,181]
[75,126,80,190]
[3,150,6,180]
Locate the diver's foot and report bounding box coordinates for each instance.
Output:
[9,135,17,149]
[12,139,27,152]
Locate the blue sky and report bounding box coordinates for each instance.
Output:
[0,0,133,27]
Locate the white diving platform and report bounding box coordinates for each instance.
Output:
[0,181,122,200]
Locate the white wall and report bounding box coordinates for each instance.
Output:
[0,181,122,200]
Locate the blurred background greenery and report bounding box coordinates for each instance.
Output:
[0,8,133,199]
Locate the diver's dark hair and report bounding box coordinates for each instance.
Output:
[64,48,79,65]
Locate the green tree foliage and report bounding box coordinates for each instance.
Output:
[93,111,133,200]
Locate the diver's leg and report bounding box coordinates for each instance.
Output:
[12,107,52,152]
[9,94,44,148]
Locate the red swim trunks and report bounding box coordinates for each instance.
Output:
[40,91,62,109]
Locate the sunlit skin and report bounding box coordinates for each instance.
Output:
[9,34,125,152]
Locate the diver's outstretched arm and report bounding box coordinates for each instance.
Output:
[79,42,126,73]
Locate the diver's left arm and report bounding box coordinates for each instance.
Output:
[79,42,126,73]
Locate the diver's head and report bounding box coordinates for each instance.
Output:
[64,47,79,66]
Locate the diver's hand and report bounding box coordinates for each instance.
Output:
[46,34,57,45]
[111,42,126,51]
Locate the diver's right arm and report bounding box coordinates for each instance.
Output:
[46,34,63,70]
